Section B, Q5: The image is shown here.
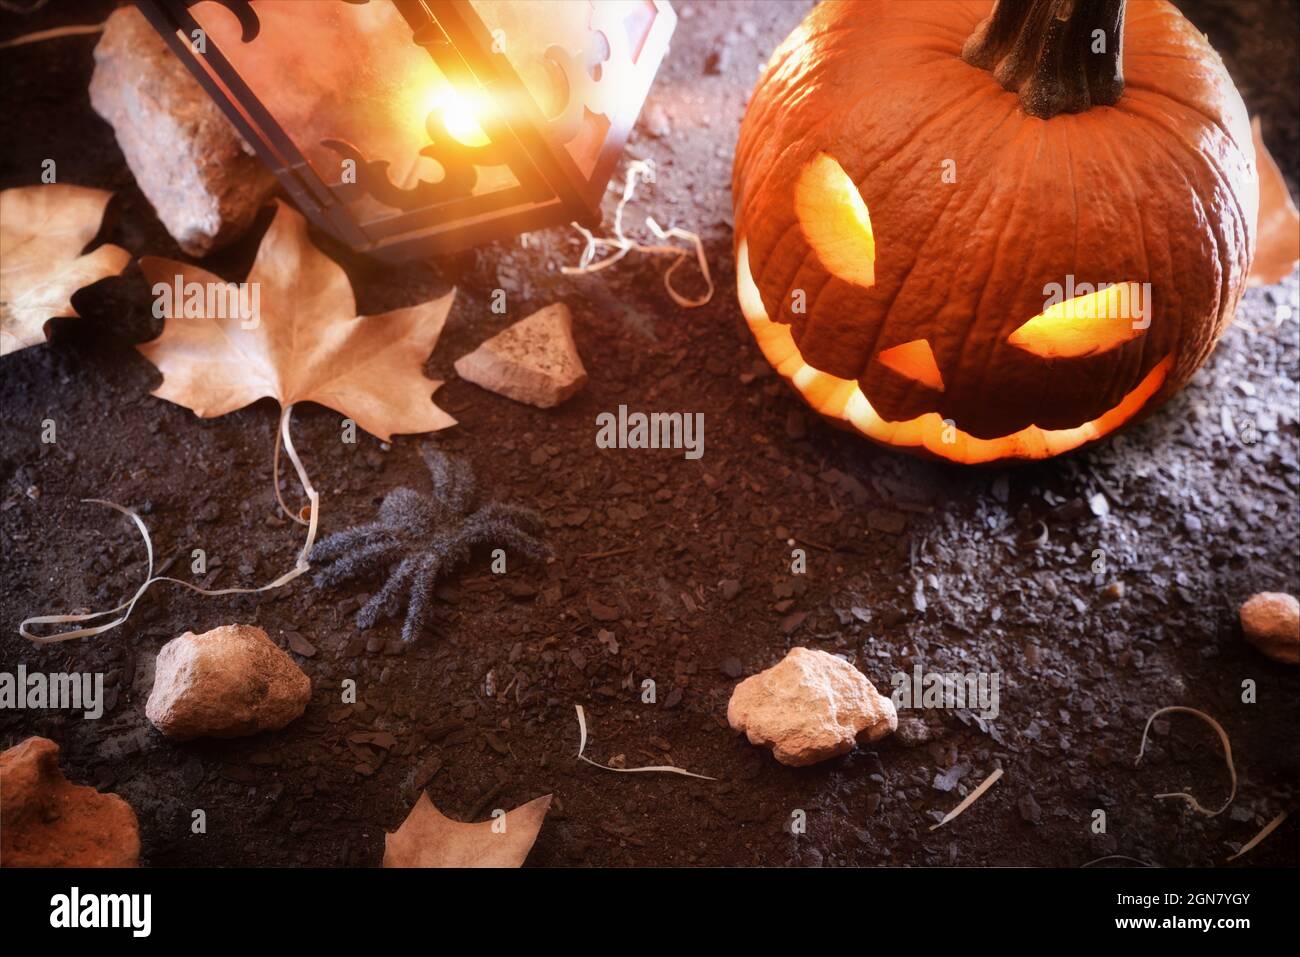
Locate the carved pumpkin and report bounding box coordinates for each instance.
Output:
[732,0,1260,464]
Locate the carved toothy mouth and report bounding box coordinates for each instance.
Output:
[737,239,1171,464]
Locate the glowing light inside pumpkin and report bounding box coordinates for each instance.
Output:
[878,339,945,392]
[1008,282,1148,358]
[794,153,876,288]
[737,239,1170,464]
[424,86,492,148]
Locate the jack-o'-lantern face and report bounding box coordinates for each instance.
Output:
[732,0,1259,465]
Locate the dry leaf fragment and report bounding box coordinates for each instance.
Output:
[383,792,552,868]
[137,200,456,441]
[1249,117,1300,286]
[0,185,129,356]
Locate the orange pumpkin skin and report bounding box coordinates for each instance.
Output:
[732,0,1259,464]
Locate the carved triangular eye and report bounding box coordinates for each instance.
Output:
[1009,282,1149,358]
[878,338,944,392]
[795,153,875,288]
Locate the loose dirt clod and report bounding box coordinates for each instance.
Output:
[726,647,896,766]
[1239,592,1300,664]
[0,736,139,867]
[146,624,311,739]
[455,302,588,408]
[89,6,275,255]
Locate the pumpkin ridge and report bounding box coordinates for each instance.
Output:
[1089,122,1161,406]
[1125,132,1225,384]
[1119,94,1251,355]
[947,124,1047,408]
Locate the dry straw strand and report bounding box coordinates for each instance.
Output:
[1134,706,1237,817]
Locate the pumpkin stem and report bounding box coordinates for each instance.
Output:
[962,0,1126,118]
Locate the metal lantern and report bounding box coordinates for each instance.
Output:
[135,0,677,260]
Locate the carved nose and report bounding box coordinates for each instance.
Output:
[876,339,944,392]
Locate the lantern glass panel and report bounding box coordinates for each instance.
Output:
[469,0,666,183]
[189,0,527,231]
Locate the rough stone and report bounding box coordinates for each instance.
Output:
[455,302,587,408]
[727,647,897,766]
[146,624,312,739]
[1240,592,1299,664]
[89,6,276,256]
[0,736,139,867]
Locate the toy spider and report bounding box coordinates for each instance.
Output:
[310,446,550,642]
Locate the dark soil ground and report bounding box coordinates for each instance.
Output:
[1,0,1297,868]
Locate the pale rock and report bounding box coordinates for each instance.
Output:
[727,647,897,766]
[455,302,587,408]
[146,624,311,739]
[89,6,276,256]
[0,736,139,867]
[1240,592,1299,664]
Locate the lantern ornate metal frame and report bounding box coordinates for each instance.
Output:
[136,0,677,260]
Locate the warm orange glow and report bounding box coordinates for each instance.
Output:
[794,153,875,288]
[737,239,1170,464]
[878,339,945,391]
[425,87,491,148]
[1008,282,1148,358]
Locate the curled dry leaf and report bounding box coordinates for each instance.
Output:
[383,792,552,868]
[136,200,456,441]
[1249,118,1300,286]
[0,184,130,356]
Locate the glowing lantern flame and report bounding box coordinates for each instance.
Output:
[425,87,491,149]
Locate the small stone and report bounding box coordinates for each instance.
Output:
[0,736,140,867]
[641,102,671,138]
[88,7,275,256]
[719,579,741,600]
[1018,793,1043,825]
[587,594,621,622]
[146,624,312,739]
[894,716,932,748]
[1239,592,1299,664]
[454,303,587,408]
[283,630,317,658]
[726,647,897,767]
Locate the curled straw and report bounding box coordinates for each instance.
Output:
[929,766,1003,831]
[1227,810,1288,862]
[0,24,105,50]
[574,704,715,780]
[562,159,714,308]
[1134,706,1237,817]
[18,405,319,644]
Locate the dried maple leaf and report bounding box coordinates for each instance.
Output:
[137,200,456,440]
[1250,118,1300,287]
[384,792,552,868]
[0,184,130,356]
